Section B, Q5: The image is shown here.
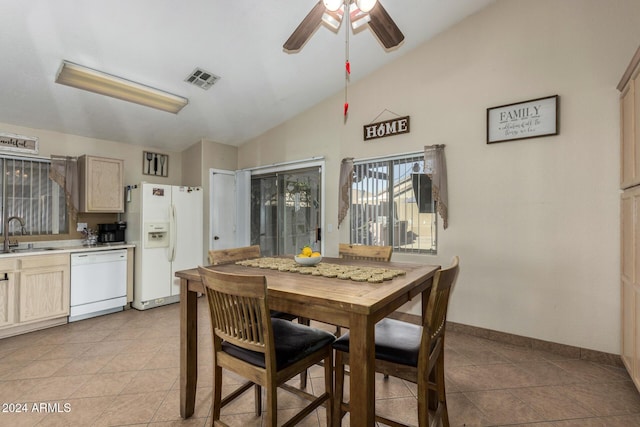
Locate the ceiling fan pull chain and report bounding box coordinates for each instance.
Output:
[344,59,350,118]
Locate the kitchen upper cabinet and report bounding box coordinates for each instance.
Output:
[619,46,640,190]
[79,155,124,213]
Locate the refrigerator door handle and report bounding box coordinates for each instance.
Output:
[168,204,177,262]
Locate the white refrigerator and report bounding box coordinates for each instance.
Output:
[124,183,203,310]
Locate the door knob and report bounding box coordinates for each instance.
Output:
[214,236,220,240]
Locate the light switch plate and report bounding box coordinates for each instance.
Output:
[77,222,88,232]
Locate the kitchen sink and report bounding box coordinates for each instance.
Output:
[8,247,58,253]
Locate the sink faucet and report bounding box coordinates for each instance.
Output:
[4,216,25,253]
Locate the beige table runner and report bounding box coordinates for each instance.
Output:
[236,257,405,283]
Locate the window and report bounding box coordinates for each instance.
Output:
[0,156,68,236]
[350,153,436,254]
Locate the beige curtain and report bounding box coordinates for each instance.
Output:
[424,145,448,229]
[338,157,354,228]
[49,155,79,220]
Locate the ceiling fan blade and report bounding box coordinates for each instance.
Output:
[283,1,326,53]
[367,2,405,50]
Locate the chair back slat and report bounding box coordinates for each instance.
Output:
[339,243,392,262]
[209,245,261,265]
[199,266,272,354]
[424,256,460,343]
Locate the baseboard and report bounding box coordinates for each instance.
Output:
[0,317,68,339]
[387,312,623,368]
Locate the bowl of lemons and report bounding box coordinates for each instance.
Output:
[294,246,322,266]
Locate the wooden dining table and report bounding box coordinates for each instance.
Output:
[176,257,439,427]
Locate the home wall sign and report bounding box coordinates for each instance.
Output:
[487,95,558,143]
[0,132,39,154]
[363,116,410,141]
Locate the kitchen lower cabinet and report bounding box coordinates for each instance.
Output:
[0,254,70,338]
[0,276,14,327]
[18,254,70,323]
[0,258,17,329]
[622,186,640,389]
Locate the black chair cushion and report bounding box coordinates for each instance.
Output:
[333,318,422,367]
[222,318,335,370]
[270,310,298,321]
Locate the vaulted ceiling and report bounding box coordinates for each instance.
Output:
[0,0,494,151]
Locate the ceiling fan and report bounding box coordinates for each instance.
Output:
[283,0,405,53]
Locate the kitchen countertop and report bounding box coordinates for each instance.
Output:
[0,241,135,258]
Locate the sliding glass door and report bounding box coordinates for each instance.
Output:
[250,167,321,256]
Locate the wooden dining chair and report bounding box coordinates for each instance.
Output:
[208,245,298,320]
[335,243,393,336]
[332,256,460,427]
[208,245,311,386]
[338,243,392,262]
[208,245,262,265]
[198,266,335,427]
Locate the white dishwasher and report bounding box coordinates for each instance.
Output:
[70,249,127,322]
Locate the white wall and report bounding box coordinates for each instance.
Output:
[239,0,640,354]
[0,122,184,187]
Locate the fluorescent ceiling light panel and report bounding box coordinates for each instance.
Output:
[55,61,188,114]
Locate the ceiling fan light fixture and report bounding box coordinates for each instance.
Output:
[323,0,343,12]
[350,4,371,30]
[55,61,188,114]
[322,6,344,30]
[356,0,377,13]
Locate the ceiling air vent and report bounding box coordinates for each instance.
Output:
[184,68,220,90]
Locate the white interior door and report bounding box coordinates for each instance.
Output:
[210,170,237,251]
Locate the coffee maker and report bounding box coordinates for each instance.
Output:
[97,222,127,244]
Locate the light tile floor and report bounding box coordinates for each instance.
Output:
[1,298,640,426]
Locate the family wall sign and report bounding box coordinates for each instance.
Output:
[487,95,559,143]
